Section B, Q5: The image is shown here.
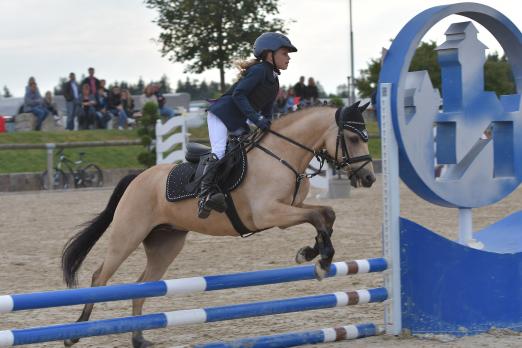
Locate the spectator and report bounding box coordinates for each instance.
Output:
[304,77,319,106]
[95,87,111,129]
[286,87,296,112]
[274,87,288,115]
[293,76,306,105]
[82,67,100,96]
[79,84,97,130]
[107,86,128,130]
[153,84,176,118]
[43,91,59,119]
[63,72,80,130]
[23,79,48,131]
[121,89,135,118]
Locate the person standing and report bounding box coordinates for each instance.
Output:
[304,77,319,106]
[82,67,100,96]
[293,76,306,105]
[63,72,80,130]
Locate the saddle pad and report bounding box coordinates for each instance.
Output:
[166,148,247,202]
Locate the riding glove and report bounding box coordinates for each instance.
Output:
[255,115,271,130]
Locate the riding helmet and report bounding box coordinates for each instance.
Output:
[253,32,297,59]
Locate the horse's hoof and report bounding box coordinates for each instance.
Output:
[314,262,327,281]
[64,338,79,347]
[295,246,316,264]
[132,335,154,348]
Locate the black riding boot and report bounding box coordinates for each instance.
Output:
[198,154,227,219]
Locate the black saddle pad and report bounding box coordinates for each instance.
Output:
[166,147,247,202]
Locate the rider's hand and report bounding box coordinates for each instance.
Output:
[255,115,271,130]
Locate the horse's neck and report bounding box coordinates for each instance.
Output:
[268,110,333,173]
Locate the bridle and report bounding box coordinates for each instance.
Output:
[249,110,373,205]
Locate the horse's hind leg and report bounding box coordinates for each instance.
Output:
[295,204,336,264]
[131,225,188,348]
[64,216,153,347]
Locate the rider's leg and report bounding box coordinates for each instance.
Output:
[198,112,228,219]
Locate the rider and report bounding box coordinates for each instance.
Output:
[198,32,297,219]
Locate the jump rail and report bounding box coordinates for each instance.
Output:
[194,322,383,348]
[0,288,387,346]
[0,258,387,313]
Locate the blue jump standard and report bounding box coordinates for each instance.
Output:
[0,258,387,313]
[0,288,388,346]
[194,322,381,348]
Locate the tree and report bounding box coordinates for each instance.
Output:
[355,40,515,98]
[3,86,12,98]
[145,0,287,92]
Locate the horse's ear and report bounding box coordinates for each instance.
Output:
[358,101,370,112]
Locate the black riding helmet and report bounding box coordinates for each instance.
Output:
[253,33,297,73]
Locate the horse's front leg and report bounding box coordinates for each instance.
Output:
[295,204,336,265]
[254,203,335,280]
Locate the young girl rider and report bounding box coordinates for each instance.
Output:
[198,32,297,219]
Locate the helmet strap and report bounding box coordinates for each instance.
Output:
[271,50,281,75]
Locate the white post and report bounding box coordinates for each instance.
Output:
[458,208,473,245]
[380,83,402,335]
[46,143,55,190]
[155,119,163,164]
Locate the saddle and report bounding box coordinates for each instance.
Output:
[165,137,256,236]
[166,141,247,202]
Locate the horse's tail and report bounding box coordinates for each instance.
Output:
[61,173,139,288]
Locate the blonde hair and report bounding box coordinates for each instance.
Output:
[234,58,261,80]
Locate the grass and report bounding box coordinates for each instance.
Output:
[0,120,381,174]
[0,130,145,174]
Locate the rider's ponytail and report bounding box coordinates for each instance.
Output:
[234,58,262,79]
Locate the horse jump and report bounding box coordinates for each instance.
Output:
[0,258,387,347]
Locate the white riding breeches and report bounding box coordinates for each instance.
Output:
[207,111,228,159]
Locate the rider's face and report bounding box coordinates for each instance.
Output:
[273,47,291,70]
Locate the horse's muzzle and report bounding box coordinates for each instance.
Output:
[350,168,376,188]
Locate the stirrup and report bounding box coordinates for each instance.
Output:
[198,192,227,219]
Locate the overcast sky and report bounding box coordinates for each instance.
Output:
[0,0,520,97]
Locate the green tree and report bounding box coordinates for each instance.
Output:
[484,53,515,95]
[3,86,12,98]
[145,0,287,92]
[355,41,515,98]
[137,102,160,167]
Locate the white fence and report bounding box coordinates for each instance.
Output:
[155,112,205,164]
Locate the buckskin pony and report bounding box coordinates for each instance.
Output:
[61,102,376,348]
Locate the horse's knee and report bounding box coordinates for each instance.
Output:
[306,210,326,228]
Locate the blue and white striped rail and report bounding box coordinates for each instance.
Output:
[0,258,387,314]
[194,322,383,348]
[0,288,387,347]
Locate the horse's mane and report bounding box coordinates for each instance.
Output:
[270,106,336,132]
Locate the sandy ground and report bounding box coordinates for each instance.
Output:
[1,175,521,348]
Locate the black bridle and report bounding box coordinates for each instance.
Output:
[250,119,372,205]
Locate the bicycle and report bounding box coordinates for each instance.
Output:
[41,149,104,189]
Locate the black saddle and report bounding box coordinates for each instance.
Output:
[165,141,247,202]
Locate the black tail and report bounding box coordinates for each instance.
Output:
[62,174,138,288]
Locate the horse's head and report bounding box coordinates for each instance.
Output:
[324,101,376,188]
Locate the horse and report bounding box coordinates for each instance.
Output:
[61,103,376,348]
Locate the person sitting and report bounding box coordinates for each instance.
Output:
[121,89,135,118]
[95,87,111,129]
[152,84,176,118]
[23,78,48,131]
[198,32,297,219]
[79,84,97,130]
[43,91,59,119]
[107,86,128,130]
